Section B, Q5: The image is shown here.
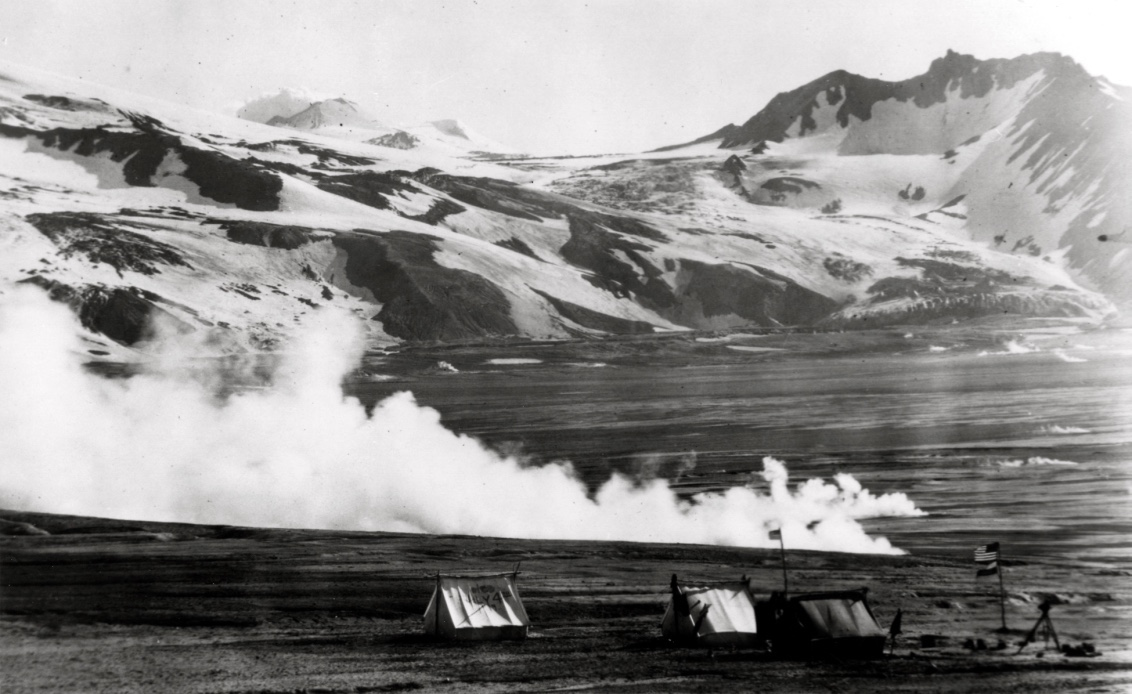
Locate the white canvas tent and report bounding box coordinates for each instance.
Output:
[755,588,887,658]
[423,572,530,640]
[661,575,759,647]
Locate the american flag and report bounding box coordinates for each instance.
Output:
[975,542,999,577]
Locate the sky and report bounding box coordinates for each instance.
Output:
[1,0,1128,155]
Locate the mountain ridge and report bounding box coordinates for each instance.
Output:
[238,90,518,155]
[0,53,1120,357]
[658,50,1131,306]
[662,50,1087,152]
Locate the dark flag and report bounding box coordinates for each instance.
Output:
[671,574,690,619]
[768,527,787,596]
[887,608,903,655]
[975,542,999,578]
[889,608,903,637]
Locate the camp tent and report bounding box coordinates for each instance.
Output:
[756,588,887,658]
[661,575,759,647]
[423,572,530,641]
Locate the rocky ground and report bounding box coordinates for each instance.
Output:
[2,510,1129,693]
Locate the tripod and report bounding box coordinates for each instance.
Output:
[1016,600,1060,654]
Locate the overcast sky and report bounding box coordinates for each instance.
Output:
[2,0,1127,155]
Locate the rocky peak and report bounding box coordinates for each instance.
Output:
[666,51,1092,152]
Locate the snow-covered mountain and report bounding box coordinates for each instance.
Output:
[664,50,1132,308]
[236,88,327,125]
[266,97,381,131]
[0,54,1120,359]
[236,90,518,156]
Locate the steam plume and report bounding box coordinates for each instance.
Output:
[0,287,923,554]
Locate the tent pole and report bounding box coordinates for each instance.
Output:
[433,572,441,635]
[997,548,1007,631]
[778,534,788,599]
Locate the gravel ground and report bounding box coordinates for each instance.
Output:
[2,511,1130,693]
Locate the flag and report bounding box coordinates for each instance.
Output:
[889,608,903,637]
[975,542,999,578]
[974,543,1000,562]
[768,528,782,542]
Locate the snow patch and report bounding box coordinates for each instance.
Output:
[994,457,1079,468]
[840,72,1047,156]
[977,339,1038,356]
[1052,349,1087,363]
[694,332,764,343]
[1039,424,1091,435]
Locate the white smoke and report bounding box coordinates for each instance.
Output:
[0,287,924,554]
[629,450,697,485]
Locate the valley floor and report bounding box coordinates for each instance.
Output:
[2,511,1130,693]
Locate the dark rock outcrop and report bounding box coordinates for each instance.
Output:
[19,276,191,345]
[26,212,190,276]
[823,256,873,282]
[0,113,283,211]
[494,237,541,261]
[559,215,674,308]
[866,257,1015,301]
[826,255,1111,327]
[332,231,517,341]
[368,130,420,149]
[829,290,1108,328]
[23,93,111,113]
[315,170,418,211]
[404,198,466,226]
[409,169,548,222]
[722,154,747,176]
[239,138,376,168]
[674,260,837,326]
[212,220,320,250]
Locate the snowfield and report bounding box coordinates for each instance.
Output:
[0,51,1125,358]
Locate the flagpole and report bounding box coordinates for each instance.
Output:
[997,547,1007,631]
[778,533,788,599]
